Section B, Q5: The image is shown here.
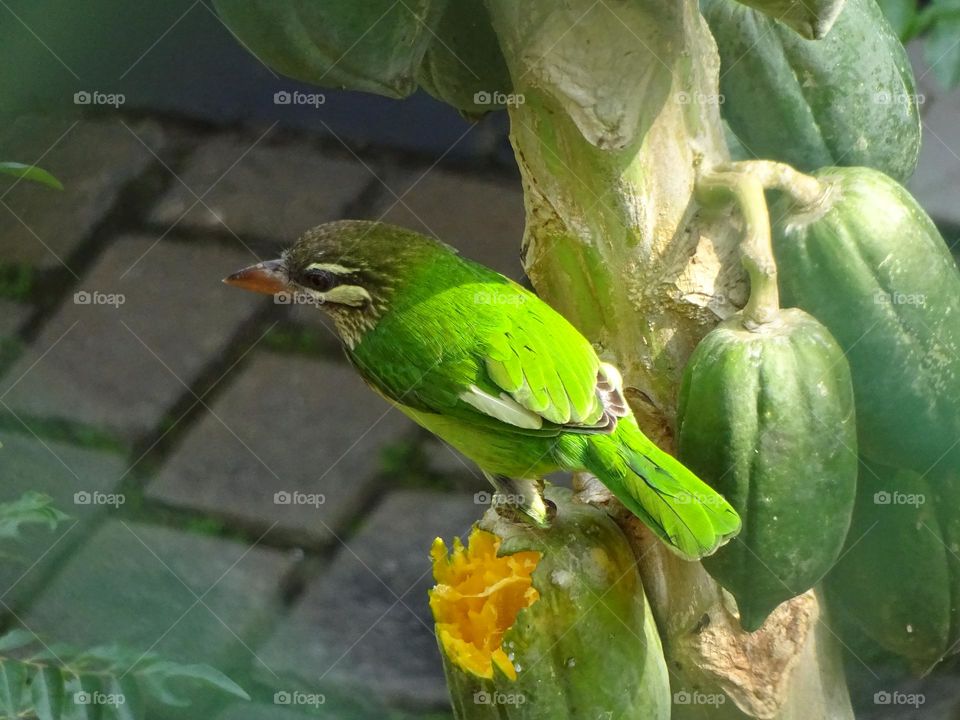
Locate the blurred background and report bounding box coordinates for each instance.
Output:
[0,2,957,719]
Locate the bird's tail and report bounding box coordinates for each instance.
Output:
[583,417,740,560]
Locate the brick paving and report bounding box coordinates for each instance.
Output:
[377,168,527,281]
[26,520,294,667]
[0,114,525,720]
[0,301,30,337]
[0,235,261,439]
[258,491,477,710]
[148,135,376,243]
[149,352,410,545]
[0,432,126,608]
[2,101,957,720]
[0,118,166,270]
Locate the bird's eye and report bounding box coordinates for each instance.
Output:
[303,269,336,292]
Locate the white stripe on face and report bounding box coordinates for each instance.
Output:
[321,284,372,307]
[305,262,360,275]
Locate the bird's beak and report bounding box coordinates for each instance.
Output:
[223,259,289,295]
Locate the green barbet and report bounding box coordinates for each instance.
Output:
[224,221,739,559]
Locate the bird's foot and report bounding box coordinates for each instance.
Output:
[484,474,553,529]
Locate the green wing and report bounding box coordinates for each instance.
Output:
[470,301,622,431]
[348,274,625,436]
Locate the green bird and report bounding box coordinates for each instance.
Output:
[224,221,739,559]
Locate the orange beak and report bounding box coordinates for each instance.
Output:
[223,259,289,295]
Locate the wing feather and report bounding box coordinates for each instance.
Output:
[459,385,544,429]
[348,269,628,437]
[477,300,624,433]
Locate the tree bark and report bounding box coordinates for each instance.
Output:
[485,0,855,716]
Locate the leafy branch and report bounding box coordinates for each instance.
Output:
[0,632,249,719]
[0,494,69,546]
[0,494,249,719]
[879,0,960,87]
[0,164,62,191]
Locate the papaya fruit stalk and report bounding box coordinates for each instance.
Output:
[694,170,778,328]
[483,0,854,716]
[720,160,825,208]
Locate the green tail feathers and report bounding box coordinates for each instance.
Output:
[585,419,741,560]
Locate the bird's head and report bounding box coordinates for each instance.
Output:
[224,220,451,346]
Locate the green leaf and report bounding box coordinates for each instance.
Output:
[103,676,139,720]
[31,667,66,720]
[876,0,919,38]
[731,0,846,38]
[415,0,513,113]
[0,629,37,654]
[26,644,75,664]
[213,0,448,98]
[71,645,138,673]
[138,673,190,709]
[923,0,960,88]
[0,635,246,717]
[142,662,250,702]
[0,162,63,190]
[0,659,27,718]
[0,492,69,543]
[62,675,90,720]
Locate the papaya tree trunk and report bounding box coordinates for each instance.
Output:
[484,0,855,717]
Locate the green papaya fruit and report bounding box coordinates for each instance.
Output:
[213,0,446,99]
[430,486,670,719]
[731,0,844,39]
[771,166,960,473]
[416,0,514,114]
[826,460,960,667]
[701,0,921,183]
[678,308,858,631]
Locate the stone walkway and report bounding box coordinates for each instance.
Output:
[2,101,959,720]
[0,113,526,720]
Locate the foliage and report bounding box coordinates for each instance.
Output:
[0,495,249,719]
[0,633,249,720]
[0,163,62,191]
[0,494,67,546]
[0,264,36,302]
[879,0,960,87]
